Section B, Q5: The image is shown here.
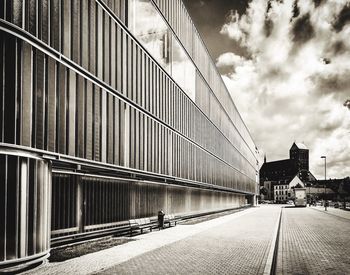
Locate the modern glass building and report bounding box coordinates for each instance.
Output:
[0,0,259,271]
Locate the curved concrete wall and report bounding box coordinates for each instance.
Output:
[0,148,51,273]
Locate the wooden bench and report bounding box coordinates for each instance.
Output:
[51,222,134,247]
[163,214,181,228]
[129,218,158,235]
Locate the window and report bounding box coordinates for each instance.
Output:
[171,36,196,101]
[128,0,196,102]
[129,0,171,72]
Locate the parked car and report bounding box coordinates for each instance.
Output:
[334,202,339,208]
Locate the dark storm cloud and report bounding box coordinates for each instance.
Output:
[264,19,274,37]
[322,58,331,65]
[313,0,324,8]
[332,41,347,55]
[320,119,343,133]
[292,13,315,43]
[183,0,251,60]
[261,66,289,82]
[191,0,350,178]
[333,4,350,32]
[344,99,350,110]
[264,0,273,37]
[292,0,300,19]
[266,0,272,14]
[311,71,350,96]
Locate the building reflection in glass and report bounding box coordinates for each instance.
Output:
[172,35,196,101]
[129,0,171,72]
[129,0,196,101]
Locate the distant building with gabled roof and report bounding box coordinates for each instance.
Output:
[259,142,316,201]
[260,159,298,182]
[273,174,305,202]
[260,142,310,184]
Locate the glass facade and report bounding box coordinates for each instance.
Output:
[129,0,171,72]
[171,36,196,101]
[0,0,259,270]
[128,0,258,186]
[129,0,196,101]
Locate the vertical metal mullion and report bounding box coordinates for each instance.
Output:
[145,56,149,111]
[152,120,156,173]
[140,51,144,108]
[122,32,127,95]
[101,90,107,163]
[160,72,164,121]
[100,180,103,225]
[39,160,45,251]
[62,0,70,57]
[135,110,139,170]
[116,25,121,92]
[110,20,116,89]
[67,70,76,156]
[107,94,113,164]
[137,48,141,105]
[114,97,119,164]
[148,117,152,172]
[119,101,125,166]
[0,33,4,142]
[19,158,27,257]
[143,114,148,171]
[3,156,8,259]
[139,113,144,171]
[123,103,129,167]
[32,160,37,254]
[156,67,159,118]
[150,63,154,115]
[132,40,137,102]
[97,5,103,79]
[15,40,24,148]
[130,108,134,169]
[104,13,110,84]
[76,76,85,158]
[43,159,49,250]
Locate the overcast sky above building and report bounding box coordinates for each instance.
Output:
[184,0,350,179]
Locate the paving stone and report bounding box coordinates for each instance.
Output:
[276,207,350,275]
[312,206,350,221]
[97,206,281,275]
[24,208,258,275]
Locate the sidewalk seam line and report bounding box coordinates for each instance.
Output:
[263,207,282,275]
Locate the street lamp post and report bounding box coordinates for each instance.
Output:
[321,156,327,211]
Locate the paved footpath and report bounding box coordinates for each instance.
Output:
[276,207,350,275]
[312,205,350,220]
[26,206,281,275]
[97,206,281,275]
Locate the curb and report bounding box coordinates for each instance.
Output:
[310,207,350,221]
[263,207,282,275]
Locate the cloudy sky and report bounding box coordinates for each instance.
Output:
[184,0,350,179]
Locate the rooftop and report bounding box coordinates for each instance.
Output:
[293,142,308,150]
